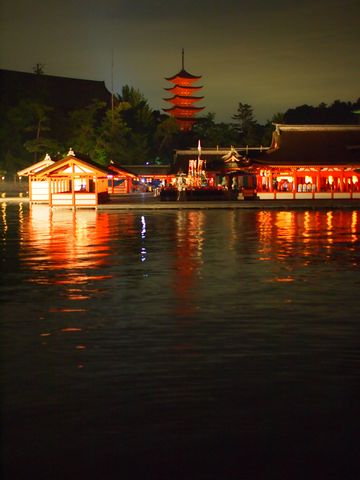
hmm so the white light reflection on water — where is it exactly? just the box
[1,201,8,236]
[1,204,360,480]
[140,215,147,262]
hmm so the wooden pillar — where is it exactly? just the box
[269,170,273,192]
[29,176,33,203]
[340,169,344,192]
[316,169,321,192]
[293,169,297,192]
[71,174,75,207]
[94,176,98,206]
[49,178,52,207]
[256,173,262,192]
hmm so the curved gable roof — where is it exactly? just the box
[165,69,202,82]
[17,156,54,176]
[37,156,109,177]
[259,124,360,166]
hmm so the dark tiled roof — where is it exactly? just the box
[165,69,202,81]
[0,69,112,111]
[255,125,360,166]
[108,161,137,177]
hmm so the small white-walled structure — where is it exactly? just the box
[18,154,111,207]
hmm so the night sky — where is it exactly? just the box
[1,0,359,123]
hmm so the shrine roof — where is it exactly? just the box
[36,155,110,176]
[254,124,360,166]
[17,156,54,176]
[107,161,137,178]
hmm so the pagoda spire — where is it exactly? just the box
[163,51,205,131]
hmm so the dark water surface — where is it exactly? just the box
[1,204,359,479]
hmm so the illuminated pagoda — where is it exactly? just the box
[163,49,204,131]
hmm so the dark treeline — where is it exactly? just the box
[0,69,359,176]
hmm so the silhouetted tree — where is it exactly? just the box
[232,102,261,146]
[23,101,60,161]
[116,85,157,163]
[193,113,238,147]
[68,100,107,159]
[155,116,179,162]
[0,100,32,172]
[283,99,360,124]
[95,102,131,165]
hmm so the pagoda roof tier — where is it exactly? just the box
[163,95,204,105]
[165,69,202,86]
[163,105,205,116]
[175,117,197,122]
[164,85,203,94]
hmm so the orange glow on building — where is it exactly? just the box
[252,125,360,200]
[163,49,204,131]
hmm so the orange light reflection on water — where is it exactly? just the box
[257,210,359,262]
[19,206,114,330]
[173,211,205,317]
[21,206,112,288]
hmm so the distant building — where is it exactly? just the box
[0,69,112,112]
[163,49,204,131]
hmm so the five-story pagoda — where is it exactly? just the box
[163,49,204,131]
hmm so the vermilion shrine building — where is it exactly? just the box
[253,124,360,199]
[174,124,360,200]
